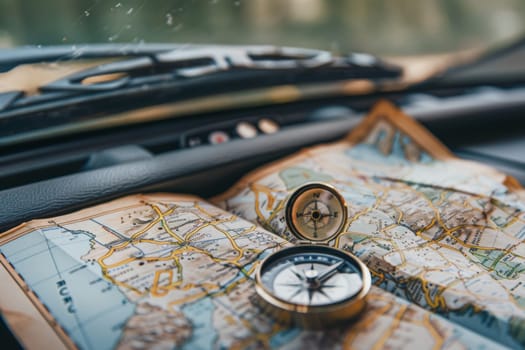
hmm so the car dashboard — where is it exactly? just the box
[1,83,524,232]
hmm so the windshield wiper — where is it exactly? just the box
[40,45,399,92]
[0,45,400,109]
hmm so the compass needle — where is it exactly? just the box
[317,260,344,284]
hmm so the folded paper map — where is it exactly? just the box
[1,101,524,349]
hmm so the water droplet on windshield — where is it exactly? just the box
[166,13,173,26]
[127,8,134,15]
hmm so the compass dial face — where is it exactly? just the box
[286,183,347,241]
[259,246,364,307]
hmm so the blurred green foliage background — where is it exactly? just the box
[0,0,524,55]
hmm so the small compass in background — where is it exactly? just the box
[285,183,348,242]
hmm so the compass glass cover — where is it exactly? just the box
[260,248,364,307]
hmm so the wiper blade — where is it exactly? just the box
[0,43,185,72]
[39,45,400,93]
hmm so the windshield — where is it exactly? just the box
[1,0,524,56]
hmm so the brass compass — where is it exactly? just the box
[285,183,348,241]
[255,245,371,329]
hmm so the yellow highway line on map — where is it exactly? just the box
[151,270,173,297]
[214,226,244,263]
[343,299,393,347]
[151,205,185,244]
[265,199,286,224]
[251,183,279,210]
[371,304,407,350]
[422,313,444,350]
[253,189,267,225]
[419,277,444,310]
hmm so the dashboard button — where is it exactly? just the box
[236,122,258,139]
[258,118,279,134]
[209,131,230,144]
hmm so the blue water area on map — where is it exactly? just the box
[376,278,520,349]
[442,314,508,350]
[269,328,301,348]
[448,307,521,349]
[279,167,333,190]
[341,187,377,207]
[181,297,217,350]
[0,227,135,350]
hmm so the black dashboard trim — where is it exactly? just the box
[1,91,524,232]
